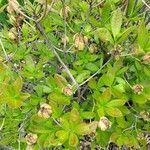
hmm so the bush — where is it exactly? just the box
[0,0,150,149]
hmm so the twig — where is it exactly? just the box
[0,38,9,61]
[35,21,77,86]
[78,57,112,88]
[141,0,150,9]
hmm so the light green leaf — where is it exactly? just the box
[111,8,122,38]
[85,63,99,72]
[69,133,79,147]
[96,28,114,44]
[106,99,125,107]
[117,27,135,43]
[55,130,69,143]
[76,70,91,83]
[106,107,122,117]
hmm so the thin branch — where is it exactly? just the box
[141,0,150,9]
[35,21,77,86]
[78,57,112,88]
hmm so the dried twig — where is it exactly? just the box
[141,0,150,9]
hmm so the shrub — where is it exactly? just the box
[0,0,150,149]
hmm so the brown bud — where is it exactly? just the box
[60,6,71,18]
[61,35,69,44]
[8,27,17,40]
[63,85,73,96]
[25,133,37,145]
[98,116,112,131]
[132,84,144,95]
[89,44,98,53]
[37,103,52,119]
[140,111,150,121]
[142,53,150,64]
[74,33,85,51]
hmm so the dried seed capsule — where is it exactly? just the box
[132,84,144,95]
[142,53,150,64]
[140,111,150,121]
[74,33,85,51]
[25,133,38,145]
[98,116,112,131]
[38,103,52,119]
[63,85,73,96]
[89,44,98,53]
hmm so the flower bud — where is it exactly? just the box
[25,133,37,145]
[74,33,85,51]
[89,44,98,53]
[63,85,73,96]
[140,111,150,121]
[142,53,150,64]
[98,116,112,131]
[61,35,69,44]
[37,103,52,119]
[8,27,17,40]
[132,84,144,95]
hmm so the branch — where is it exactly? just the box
[141,0,150,9]
[35,21,77,86]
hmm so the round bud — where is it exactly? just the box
[132,84,144,95]
[37,103,52,119]
[25,133,37,145]
[98,116,112,131]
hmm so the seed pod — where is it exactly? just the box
[60,6,71,18]
[63,85,73,96]
[142,53,150,64]
[37,103,52,119]
[74,33,85,51]
[98,116,112,131]
[25,133,38,145]
[132,84,144,95]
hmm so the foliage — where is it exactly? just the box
[0,0,150,149]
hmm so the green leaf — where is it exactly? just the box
[132,94,147,104]
[56,130,69,143]
[54,74,68,89]
[70,108,81,123]
[69,133,79,147]
[138,21,149,50]
[85,63,99,72]
[117,27,135,43]
[13,76,23,92]
[97,107,105,117]
[96,28,114,44]
[111,8,122,38]
[48,92,70,105]
[106,99,126,107]
[106,107,122,117]
[76,70,91,83]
